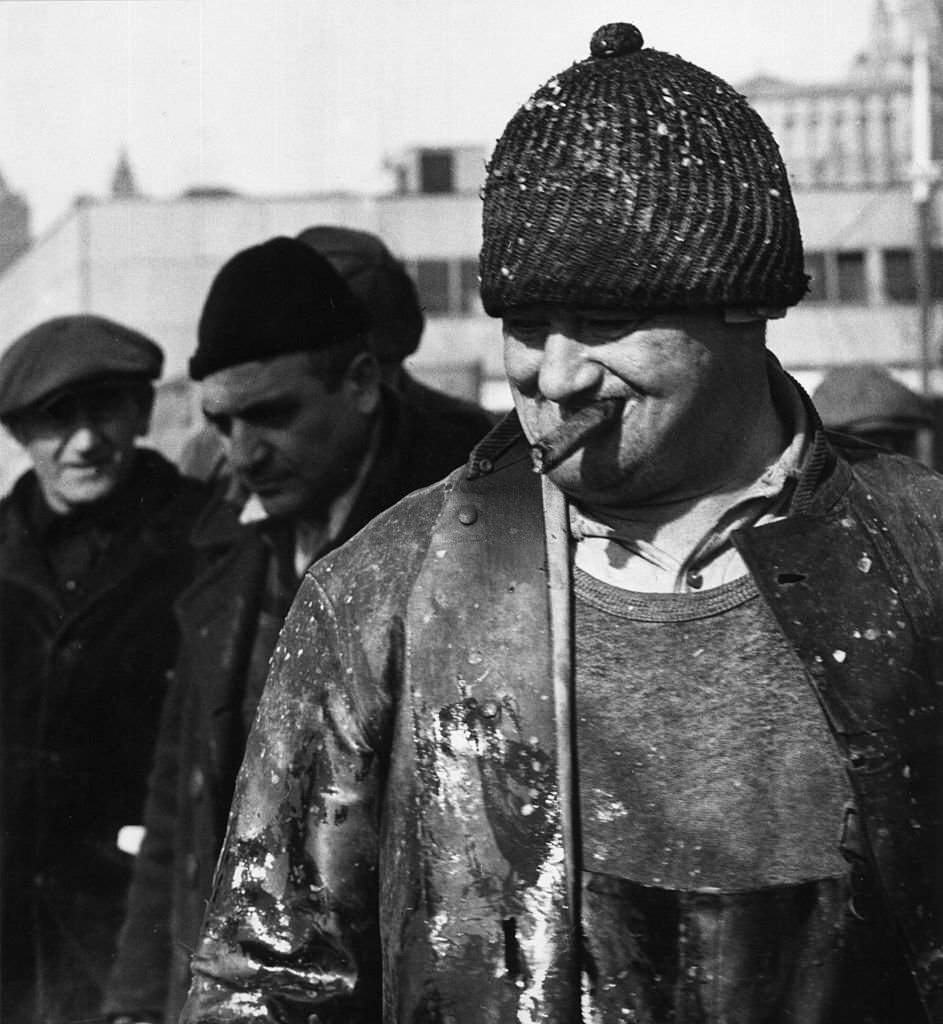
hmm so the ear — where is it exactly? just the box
[343,352,382,416]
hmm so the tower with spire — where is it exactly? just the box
[110,148,140,199]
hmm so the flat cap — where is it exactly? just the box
[812,364,933,432]
[0,314,163,419]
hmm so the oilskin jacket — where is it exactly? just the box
[0,449,207,1024]
[104,389,488,1024]
[182,412,943,1024]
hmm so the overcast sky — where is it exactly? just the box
[0,0,874,234]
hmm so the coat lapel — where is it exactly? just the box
[738,508,943,1013]
[392,451,576,1023]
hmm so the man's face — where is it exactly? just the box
[9,383,150,514]
[200,351,380,522]
[503,306,764,509]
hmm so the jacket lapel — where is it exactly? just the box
[738,507,943,1014]
[393,450,576,1022]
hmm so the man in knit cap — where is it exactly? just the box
[104,237,484,1024]
[181,27,943,1024]
[0,315,206,1024]
[179,225,493,487]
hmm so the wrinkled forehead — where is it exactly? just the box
[200,352,316,415]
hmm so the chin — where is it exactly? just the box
[57,479,120,510]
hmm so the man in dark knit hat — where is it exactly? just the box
[179,224,493,486]
[0,315,207,1024]
[104,236,485,1024]
[182,28,943,1024]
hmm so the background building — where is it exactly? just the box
[0,0,940,491]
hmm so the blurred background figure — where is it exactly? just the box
[179,224,494,486]
[812,363,935,460]
[0,315,206,1024]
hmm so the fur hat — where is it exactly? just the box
[479,23,808,316]
[191,236,368,381]
[297,225,424,361]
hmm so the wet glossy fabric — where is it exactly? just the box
[181,416,943,1023]
[582,872,924,1023]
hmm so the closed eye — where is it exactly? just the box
[503,317,548,344]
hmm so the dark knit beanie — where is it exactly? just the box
[480,23,808,316]
[191,236,368,380]
[297,225,424,361]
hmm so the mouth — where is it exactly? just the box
[63,461,113,475]
[530,398,625,474]
[244,475,289,496]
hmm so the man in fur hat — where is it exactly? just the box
[180,27,943,1024]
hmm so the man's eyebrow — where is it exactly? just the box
[204,395,296,419]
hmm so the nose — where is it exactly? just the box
[537,330,604,402]
[67,419,108,455]
[228,421,268,472]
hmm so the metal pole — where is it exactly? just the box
[911,2,935,395]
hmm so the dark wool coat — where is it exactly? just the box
[104,390,488,1024]
[180,411,943,1024]
[0,449,207,1024]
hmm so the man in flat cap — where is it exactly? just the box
[104,236,486,1024]
[813,363,936,462]
[182,26,943,1024]
[0,315,207,1024]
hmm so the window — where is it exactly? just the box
[419,150,454,194]
[414,260,451,314]
[803,251,828,301]
[836,251,867,302]
[933,250,943,300]
[883,249,916,303]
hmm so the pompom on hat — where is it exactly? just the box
[191,236,368,381]
[479,23,808,316]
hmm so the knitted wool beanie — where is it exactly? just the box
[480,23,808,316]
[191,236,368,381]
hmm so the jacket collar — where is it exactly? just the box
[0,448,199,591]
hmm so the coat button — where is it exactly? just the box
[458,507,478,525]
[478,458,493,474]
